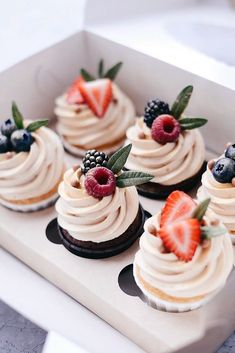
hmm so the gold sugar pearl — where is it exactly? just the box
[201,239,211,249]
[148,224,156,236]
[232,178,235,187]
[138,131,146,139]
[72,164,80,172]
[207,159,215,170]
[211,219,219,226]
[71,174,80,188]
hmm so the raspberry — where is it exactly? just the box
[151,114,181,144]
[84,167,116,199]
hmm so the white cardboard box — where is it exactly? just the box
[1,1,235,353]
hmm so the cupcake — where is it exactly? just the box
[55,60,135,156]
[134,191,233,312]
[0,102,65,212]
[198,142,235,244]
[126,86,207,199]
[55,144,153,258]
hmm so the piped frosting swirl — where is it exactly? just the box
[134,211,233,299]
[0,123,64,202]
[198,160,235,234]
[126,117,205,185]
[55,167,139,242]
[55,83,135,154]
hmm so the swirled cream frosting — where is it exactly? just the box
[55,167,139,242]
[55,83,135,155]
[126,118,205,185]
[134,212,233,300]
[198,160,235,234]
[0,122,64,203]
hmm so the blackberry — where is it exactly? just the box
[81,149,109,174]
[144,99,170,128]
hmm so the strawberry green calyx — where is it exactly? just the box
[192,198,227,240]
[80,59,123,82]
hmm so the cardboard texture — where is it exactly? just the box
[1,4,235,352]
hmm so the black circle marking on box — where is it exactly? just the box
[118,264,142,297]
[45,218,62,244]
[144,210,152,220]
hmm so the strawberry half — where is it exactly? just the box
[67,76,85,104]
[79,78,112,118]
[159,219,201,262]
[160,191,196,227]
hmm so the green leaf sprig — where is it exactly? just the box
[192,198,226,240]
[107,144,153,188]
[170,85,208,130]
[12,101,24,129]
[171,85,193,119]
[80,59,123,82]
[11,102,48,132]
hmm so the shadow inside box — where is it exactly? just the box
[45,209,152,258]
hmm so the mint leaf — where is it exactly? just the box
[104,62,123,81]
[98,59,104,78]
[192,198,210,221]
[107,144,132,174]
[12,101,24,129]
[116,171,153,188]
[180,117,208,130]
[80,68,95,81]
[201,225,226,239]
[171,85,193,119]
[26,120,48,132]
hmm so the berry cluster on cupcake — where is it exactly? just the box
[0,102,65,212]
[55,144,153,259]
[126,86,208,199]
[134,191,233,312]
[55,59,135,156]
[198,142,235,243]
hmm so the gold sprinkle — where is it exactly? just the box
[71,174,80,188]
[148,224,156,235]
[208,160,215,170]
[72,164,80,172]
[201,239,211,249]
[138,131,146,139]
[211,219,219,226]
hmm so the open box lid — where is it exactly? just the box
[2,0,235,90]
[84,0,235,91]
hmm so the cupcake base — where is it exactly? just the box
[57,205,145,259]
[134,161,207,199]
[133,264,218,313]
[0,192,59,213]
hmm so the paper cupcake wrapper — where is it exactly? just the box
[133,264,220,313]
[0,192,59,213]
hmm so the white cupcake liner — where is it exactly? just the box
[133,264,220,313]
[230,232,235,245]
[0,192,59,213]
[60,134,125,157]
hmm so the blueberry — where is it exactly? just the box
[225,144,235,160]
[212,157,235,183]
[0,134,9,153]
[11,129,33,152]
[1,118,16,137]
